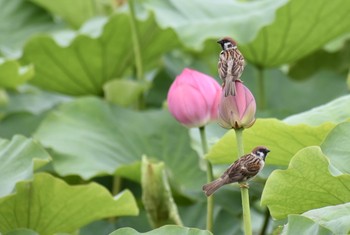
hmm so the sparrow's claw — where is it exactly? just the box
[239,182,249,188]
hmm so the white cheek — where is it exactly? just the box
[257,151,264,158]
[224,42,233,50]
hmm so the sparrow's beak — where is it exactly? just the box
[266,149,271,153]
[217,40,222,44]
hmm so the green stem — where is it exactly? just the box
[235,128,244,157]
[128,0,144,82]
[259,208,270,235]
[241,186,252,235]
[199,126,214,232]
[235,128,252,235]
[257,67,266,111]
[128,0,146,109]
[109,175,122,222]
[112,175,121,196]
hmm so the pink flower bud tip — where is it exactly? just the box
[218,81,256,129]
[167,68,221,128]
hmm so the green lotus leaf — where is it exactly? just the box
[30,0,109,28]
[282,214,332,235]
[301,202,350,235]
[4,229,40,235]
[34,97,206,193]
[240,0,350,67]
[0,135,51,197]
[0,173,138,235]
[261,146,350,219]
[283,202,350,235]
[288,41,350,80]
[284,95,350,126]
[321,122,350,175]
[22,13,179,96]
[142,0,288,50]
[0,59,34,88]
[206,118,334,166]
[0,86,70,116]
[0,0,60,53]
[103,79,147,107]
[109,225,212,235]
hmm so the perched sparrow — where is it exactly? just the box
[202,146,270,196]
[217,37,245,96]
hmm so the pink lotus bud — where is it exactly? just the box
[167,68,221,128]
[218,81,256,129]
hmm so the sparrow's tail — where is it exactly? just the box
[224,81,236,96]
[202,178,225,196]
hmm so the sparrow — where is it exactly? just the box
[217,37,245,96]
[202,146,270,196]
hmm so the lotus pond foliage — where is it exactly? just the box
[0,0,350,235]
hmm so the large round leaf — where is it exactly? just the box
[284,95,350,126]
[144,0,287,50]
[0,135,51,197]
[22,13,179,96]
[301,202,350,235]
[321,122,350,175]
[4,229,40,235]
[109,225,212,235]
[142,0,288,50]
[0,86,70,116]
[0,59,33,88]
[30,0,107,28]
[240,0,350,67]
[0,173,138,235]
[206,118,334,166]
[262,146,350,219]
[282,215,332,235]
[0,0,60,54]
[288,41,350,80]
[34,97,206,193]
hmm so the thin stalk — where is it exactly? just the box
[128,0,146,109]
[259,208,270,235]
[112,175,122,195]
[109,175,122,222]
[240,186,252,235]
[128,0,144,82]
[235,128,244,156]
[235,128,252,235]
[257,67,266,111]
[199,126,214,232]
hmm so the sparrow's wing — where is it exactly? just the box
[222,154,251,182]
[218,51,228,82]
[228,49,245,81]
[241,154,261,176]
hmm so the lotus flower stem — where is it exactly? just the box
[260,208,271,235]
[199,126,214,232]
[128,0,144,82]
[128,0,145,108]
[235,128,252,235]
[257,67,266,111]
[109,175,122,222]
[235,128,244,156]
